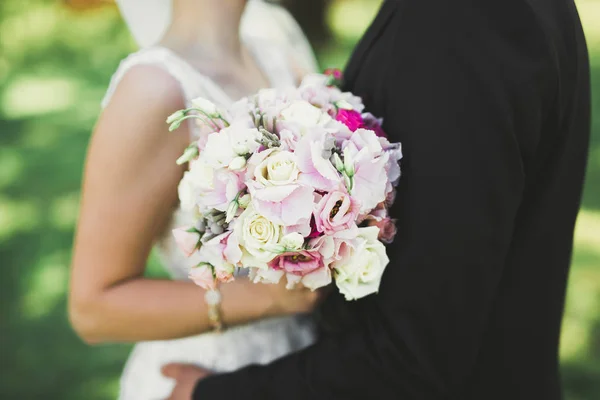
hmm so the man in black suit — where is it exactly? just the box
[165,0,590,398]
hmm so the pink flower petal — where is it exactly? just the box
[172,227,200,257]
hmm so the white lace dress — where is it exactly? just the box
[102,41,316,400]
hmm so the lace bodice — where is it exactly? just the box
[102,40,297,281]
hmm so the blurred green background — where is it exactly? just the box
[0,0,598,398]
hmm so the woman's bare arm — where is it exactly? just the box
[69,65,317,344]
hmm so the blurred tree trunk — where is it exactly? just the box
[279,0,333,48]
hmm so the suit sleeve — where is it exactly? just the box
[193,1,553,398]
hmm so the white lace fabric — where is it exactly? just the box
[102,38,317,400]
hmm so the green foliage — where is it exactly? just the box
[0,0,598,399]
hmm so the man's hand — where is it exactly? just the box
[162,363,212,400]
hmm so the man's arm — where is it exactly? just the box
[193,1,555,398]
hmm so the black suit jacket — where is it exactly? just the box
[194,0,590,398]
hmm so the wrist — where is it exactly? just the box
[257,282,283,319]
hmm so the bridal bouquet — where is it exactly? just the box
[168,71,402,300]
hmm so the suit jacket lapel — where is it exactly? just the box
[344,0,399,88]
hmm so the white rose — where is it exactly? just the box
[332,226,389,300]
[280,100,331,128]
[254,151,300,186]
[234,204,284,267]
[191,97,218,116]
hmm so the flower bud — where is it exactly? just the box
[343,147,355,177]
[195,218,206,233]
[176,144,199,165]
[225,201,239,223]
[238,194,251,208]
[209,222,225,235]
[343,173,353,193]
[166,110,185,124]
[331,152,344,172]
[228,156,247,171]
[169,120,182,132]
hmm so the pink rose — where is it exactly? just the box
[385,189,397,208]
[215,266,235,283]
[360,205,397,244]
[189,264,216,290]
[172,227,201,257]
[314,190,359,238]
[374,217,397,244]
[268,250,323,276]
[336,109,364,132]
[308,235,346,265]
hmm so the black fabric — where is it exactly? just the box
[193,0,590,398]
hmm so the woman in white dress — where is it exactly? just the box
[68,1,320,398]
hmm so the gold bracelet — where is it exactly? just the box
[204,288,224,332]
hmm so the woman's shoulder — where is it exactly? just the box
[101,47,188,109]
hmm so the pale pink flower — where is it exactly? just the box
[308,234,347,266]
[215,266,235,283]
[189,264,216,290]
[248,182,314,227]
[200,169,245,212]
[348,128,384,155]
[295,128,342,192]
[198,233,236,283]
[222,230,242,266]
[172,227,201,257]
[283,216,312,237]
[377,137,403,187]
[314,189,360,238]
[299,265,332,291]
[342,138,389,213]
[375,218,397,244]
[278,129,301,151]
